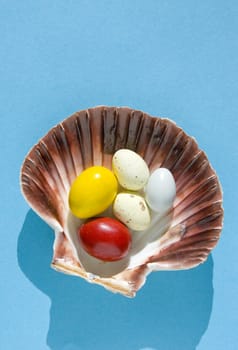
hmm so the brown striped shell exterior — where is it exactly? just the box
[20,106,223,297]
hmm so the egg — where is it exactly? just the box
[69,166,118,218]
[113,193,151,231]
[145,168,176,213]
[79,217,131,262]
[112,149,149,190]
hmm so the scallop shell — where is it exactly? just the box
[20,106,223,297]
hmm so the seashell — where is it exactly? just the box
[20,106,223,297]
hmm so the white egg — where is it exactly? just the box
[112,149,149,190]
[145,168,176,213]
[113,193,151,231]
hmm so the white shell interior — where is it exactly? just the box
[63,203,174,278]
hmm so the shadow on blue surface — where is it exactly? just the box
[18,210,214,350]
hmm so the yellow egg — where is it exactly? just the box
[69,166,118,218]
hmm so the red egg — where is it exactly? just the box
[79,217,131,261]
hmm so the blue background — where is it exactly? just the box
[0,1,237,349]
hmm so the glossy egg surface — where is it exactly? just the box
[145,168,176,213]
[79,217,132,261]
[69,166,118,218]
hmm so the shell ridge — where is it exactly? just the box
[144,119,169,168]
[163,233,219,254]
[176,149,203,184]
[58,122,78,180]
[114,108,130,151]
[174,198,223,224]
[24,148,67,215]
[126,110,144,150]
[51,126,77,186]
[147,242,212,269]
[160,129,185,170]
[23,175,64,228]
[75,111,93,169]
[174,180,222,218]
[172,202,223,231]
[21,158,47,191]
[174,240,218,254]
[182,221,223,237]
[21,171,51,198]
[21,151,67,227]
[88,107,103,166]
[84,109,94,168]
[159,123,183,169]
[39,140,68,195]
[102,107,118,154]
[174,173,219,208]
[170,137,197,180]
[48,129,71,191]
[152,121,174,166]
[176,152,209,193]
[73,114,85,171]
[101,108,105,165]
[101,107,118,168]
[132,111,145,151]
[136,115,157,161]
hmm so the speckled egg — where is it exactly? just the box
[113,192,151,231]
[112,149,149,190]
